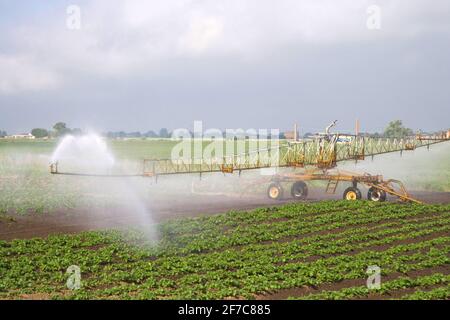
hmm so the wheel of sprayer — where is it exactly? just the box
[267,183,284,200]
[291,181,308,200]
[343,187,362,201]
[367,187,387,202]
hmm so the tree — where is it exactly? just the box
[53,122,71,137]
[383,120,414,138]
[159,128,170,138]
[0,130,7,137]
[145,130,158,138]
[31,128,49,138]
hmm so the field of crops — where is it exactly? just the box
[0,139,275,214]
[1,201,449,300]
[1,139,450,215]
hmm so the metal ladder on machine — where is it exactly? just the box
[326,178,339,194]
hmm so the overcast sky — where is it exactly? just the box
[0,0,449,134]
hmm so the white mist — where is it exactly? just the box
[51,133,158,243]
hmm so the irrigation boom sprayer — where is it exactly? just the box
[50,122,450,204]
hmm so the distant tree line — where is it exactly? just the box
[3,120,430,140]
[354,120,415,138]
[285,120,417,139]
[26,123,173,139]
[28,122,82,138]
[105,128,171,139]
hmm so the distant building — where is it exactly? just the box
[7,133,35,139]
[283,131,296,140]
[284,123,299,141]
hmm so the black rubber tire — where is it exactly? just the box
[343,187,362,201]
[367,187,387,202]
[267,183,283,200]
[291,181,308,200]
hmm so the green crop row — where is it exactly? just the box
[290,273,450,300]
[399,284,450,300]
[0,202,448,299]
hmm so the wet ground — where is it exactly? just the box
[1,189,449,241]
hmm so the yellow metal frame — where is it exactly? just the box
[266,169,423,203]
[49,132,450,204]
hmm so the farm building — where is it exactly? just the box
[7,133,35,139]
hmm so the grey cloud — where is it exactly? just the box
[0,0,449,134]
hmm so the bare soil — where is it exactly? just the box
[0,190,449,241]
